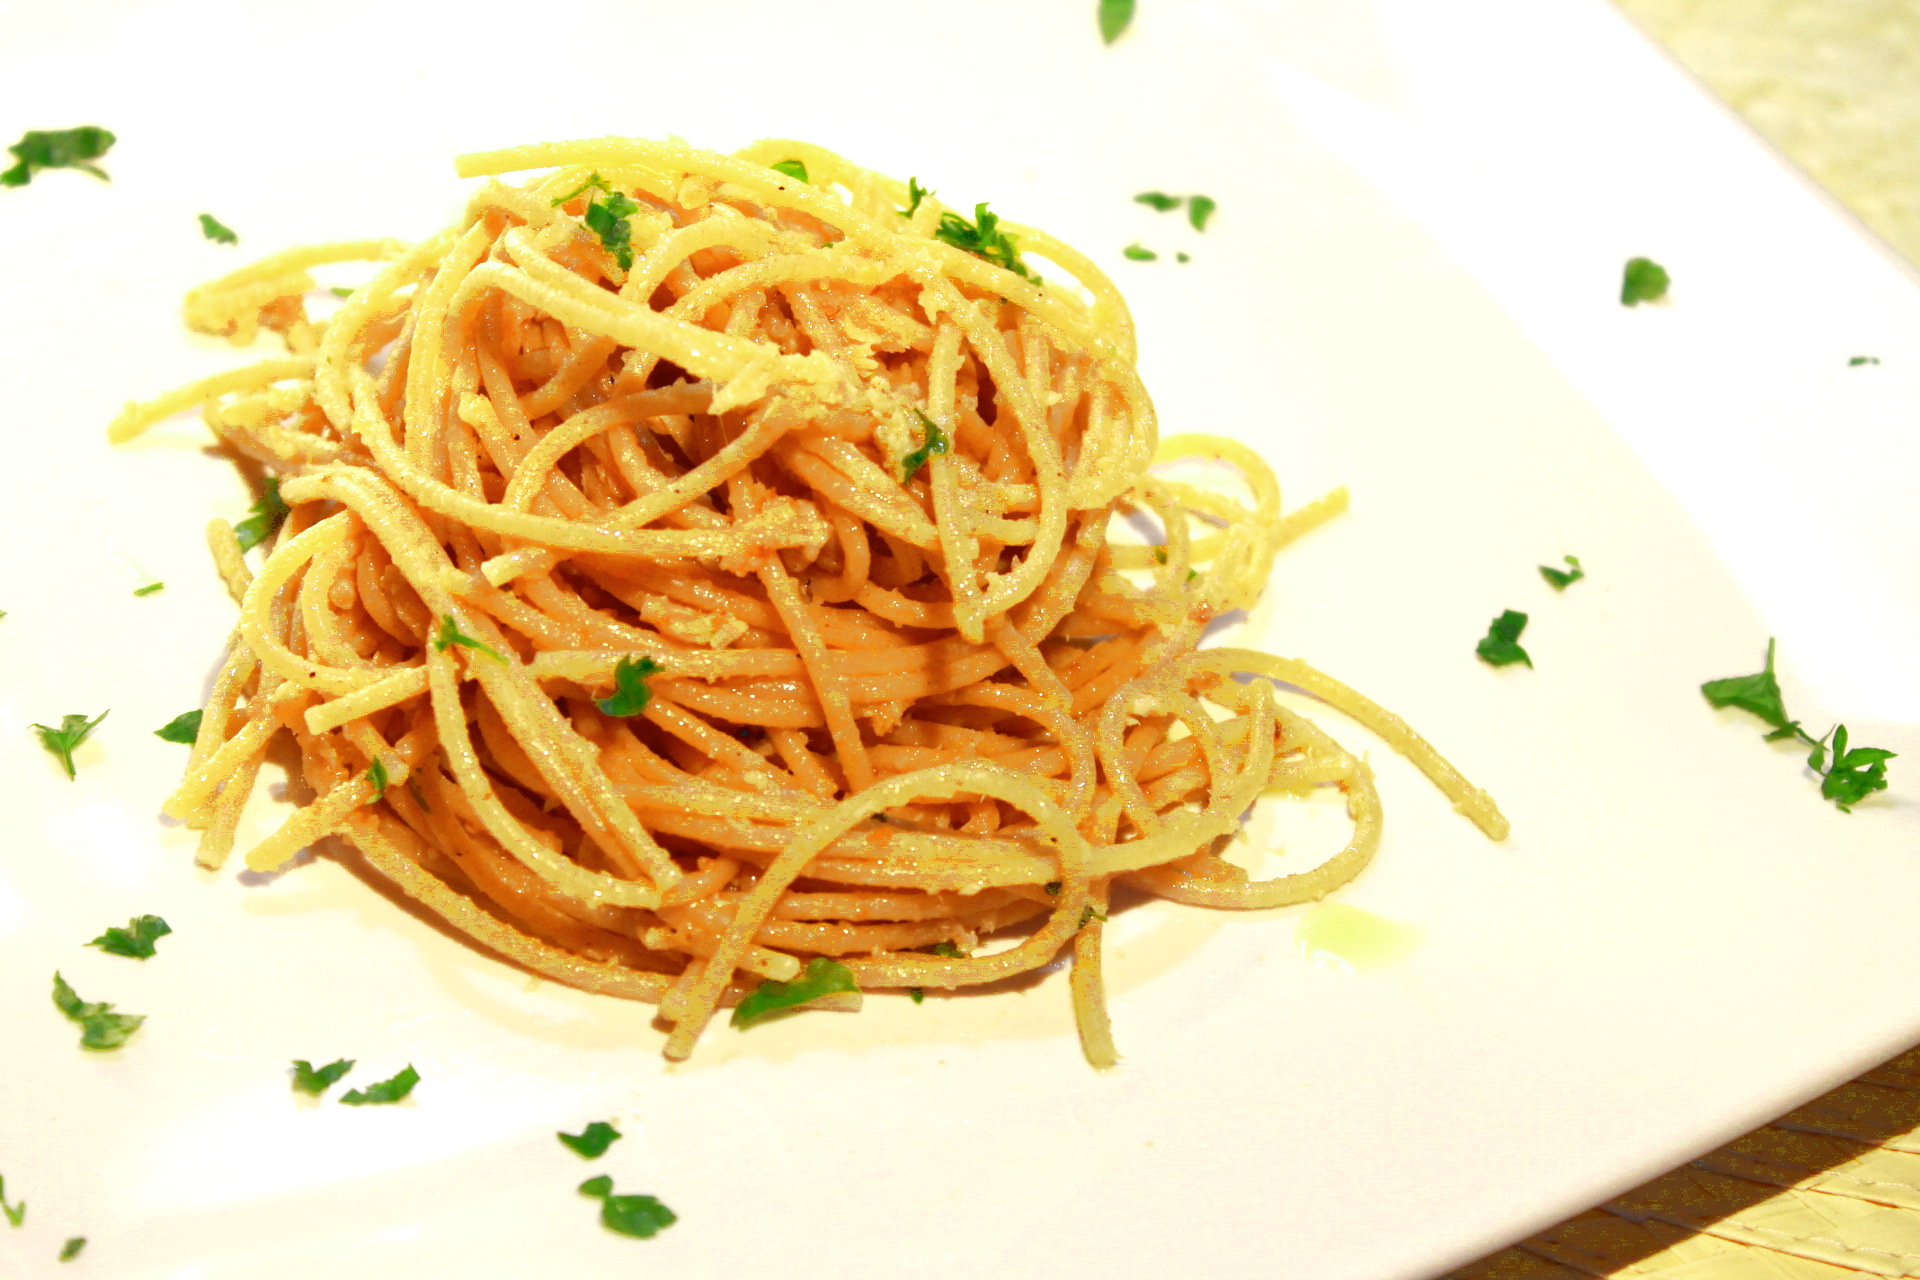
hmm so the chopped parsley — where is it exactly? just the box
[1,126,115,187]
[1539,555,1584,591]
[1078,905,1109,929]
[330,285,357,298]
[900,408,949,482]
[52,973,144,1050]
[1186,195,1217,231]
[549,172,639,271]
[1098,0,1136,44]
[154,709,202,744]
[233,477,288,552]
[1849,355,1880,366]
[366,757,389,800]
[1620,256,1669,306]
[1701,640,1895,812]
[909,987,925,1003]
[291,1058,355,1095]
[935,202,1038,282]
[1,1175,22,1227]
[929,940,968,959]
[1133,191,1181,212]
[769,159,808,183]
[731,957,859,1028]
[88,914,171,959]
[596,655,663,717]
[340,1064,418,1105]
[1123,243,1157,261]
[1475,610,1531,668]
[198,213,238,245]
[899,177,933,218]
[1044,881,1062,894]
[133,581,164,596]
[1176,252,1190,263]
[579,1176,677,1239]
[33,711,108,780]
[433,614,508,664]
[60,1237,85,1262]
[558,1121,622,1158]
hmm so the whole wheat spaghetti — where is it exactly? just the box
[111,136,1506,1065]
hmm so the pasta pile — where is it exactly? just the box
[111,137,1505,1064]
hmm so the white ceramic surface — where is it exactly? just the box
[2,2,1917,1278]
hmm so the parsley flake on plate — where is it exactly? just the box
[1701,640,1896,813]
[1133,191,1180,212]
[909,987,925,1004]
[1,1174,22,1227]
[133,581,164,596]
[1848,355,1880,366]
[60,1237,85,1261]
[291,1058,355,1095]
[433,614,508,664]
[1620,256,1669,306]
[198,213,238,245]
[558,1121,622,1158]
[596,655,663,717]
[340,1064,418,1105]
[233,477,288,552]
[32,711,108,779]
[1123,243,1157,261]
[1475,610,1531,668]
[154,709,202,744]
[935,202,1039,282]
[769,159,808,183]
[1098,0,1135,44]
[1,126,115,187]
[1186,194,1217,231]
[731,957,860,1028]
[901,408,949,482]
[88,914,171,959]
[52,973,144,1050]
[1539,555,1584,590]
[579,1176,677,1239]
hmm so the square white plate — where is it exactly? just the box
[2,1,1917,1277]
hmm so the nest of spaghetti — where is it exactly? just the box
[113,137,1504,1064]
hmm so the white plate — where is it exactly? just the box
[3,2,1918,1277]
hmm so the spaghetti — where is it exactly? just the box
[111,136,1506,1065]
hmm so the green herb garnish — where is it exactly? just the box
[133,581,164,596]
[1702,640,1896,812]
[1,127,115,187]
[1475,610,1531,668]
[154,709,202,744]
[88,914,171,959]
[1176,251,1190,263]
[1621,256,1669,306]
[578,1176,677,1239]
[550,172,640,270]
[731,957,859,1028]
[899,177,932,218]
[596,655,663,717]
[432,614,508,664]
[558,1121,622,1158]
[340,1064,418,1105]
[1098,0,1136,44]
[198,213,238,245]
[366,757,389,800]
[291,1058,355,1095]
[1123,243,1157,261]
[330,286,357,298]
[233,477,288,552]
[1,1175,22,1227]
[900,408,949,482]
[1849,355,1880,366]
[60,1237,85,1261]
[1078,905,1108,929]
[1044,881,1061,894]
[52,973,143,1050]
[909,987,925,1003]
[1539,555,1584,591]
[1186,195,1217,231]
[929,940,968,959]
[32,711,108,779]
[769,159,808,183]
[1133,192,1180,212]
[935,202,1038,282]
